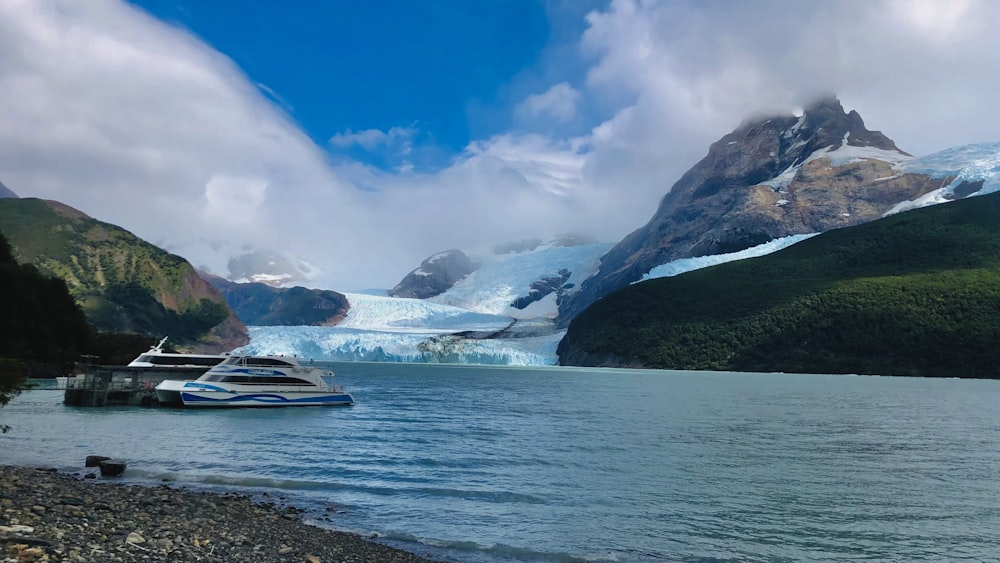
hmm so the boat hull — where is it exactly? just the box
[180,389,355,407]
[154,379,188,406]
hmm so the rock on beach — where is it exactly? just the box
[0,465,439,562]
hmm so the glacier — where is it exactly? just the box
[237,143,1000,366]
[234,291,564,365]
[235,242,612,366]
[429,241,613,318]
[888,142,1000,215]
[337,291,514,332]
[236,325,564,365]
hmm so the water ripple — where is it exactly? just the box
[5,367,1000,562]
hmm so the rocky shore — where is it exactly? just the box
[0,465,439,562]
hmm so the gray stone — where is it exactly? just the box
[85,455,111,468]
[98,460,127,477]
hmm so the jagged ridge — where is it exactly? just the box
[558,96,943,325]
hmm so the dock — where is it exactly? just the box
[60,363,211,407]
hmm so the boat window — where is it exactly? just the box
[220,375,313,385]
[149,355,223,366]
[243,357,296,367]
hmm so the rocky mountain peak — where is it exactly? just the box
[390,249,479,299]
[557,96,941,326]
[702,96,907,194]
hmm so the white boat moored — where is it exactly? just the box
[155,354,354,408]
[128,336,227,368]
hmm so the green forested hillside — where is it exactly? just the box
[0,198,243,350]
[558,191,1000,377]
[0,231,91,371]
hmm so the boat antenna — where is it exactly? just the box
[153,336,169,351]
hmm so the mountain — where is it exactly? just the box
[226,248,317,286]
[0,181,17,199]
[0,198,248,353]
[205,273,350,326]
[390,249,479,299]
[229,241,613,365]
[558,96,950,324]
[557,190,1000,377]
[398,238,611,319]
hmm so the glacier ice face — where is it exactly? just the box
[236,325,563,365]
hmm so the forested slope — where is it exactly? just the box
[558,192,1000,378]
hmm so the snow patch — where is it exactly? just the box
[822,144,912,167]
[639,234,818,282]
[759,164,798,190]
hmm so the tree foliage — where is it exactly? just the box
[0,198,235,348]
[559,191,1000,378]
[89,282,228,343]
[0,229,92,426]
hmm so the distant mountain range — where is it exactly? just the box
[2,94,999,371]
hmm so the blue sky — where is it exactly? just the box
[130,0,593,171]
[2,1,1000,290]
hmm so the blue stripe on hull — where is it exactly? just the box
[181,392,354,407]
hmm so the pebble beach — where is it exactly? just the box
[0,465,439,563]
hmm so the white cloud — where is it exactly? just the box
[2,0,1000,293]
[329,126,416,150]
[201,175,269,229]
[576,0,1000,156]
[515,82,582,122]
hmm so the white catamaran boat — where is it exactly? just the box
[154,354,354,407]
[127,336,227,368]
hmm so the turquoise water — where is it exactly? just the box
[3,364,1000,562]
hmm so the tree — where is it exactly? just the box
[0,229,90,431]
[0,357,27,433]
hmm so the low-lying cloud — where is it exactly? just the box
[1,0,998,290]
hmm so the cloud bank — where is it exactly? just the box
[1,0,999,290]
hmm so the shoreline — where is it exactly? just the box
[0,465,440,562]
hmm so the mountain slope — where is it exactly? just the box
[558,190,1000,377]
[0,198,247,352]
[558,96,945,325]
[0,180,16,199]
[205,274,350,326]
[433,241,611,317]
[390,249,478,299]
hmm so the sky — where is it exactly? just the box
[1,0,999,291]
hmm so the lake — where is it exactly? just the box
[3,363,999,562]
